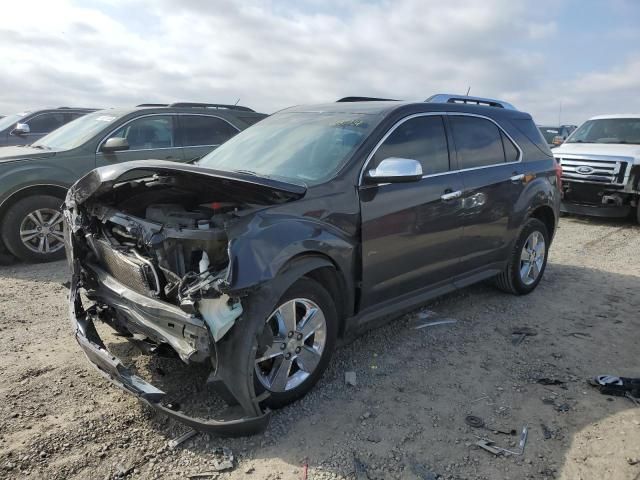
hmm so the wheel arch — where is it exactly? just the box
[277,253,353,338]
[529,204,556,241]
[0,184,68,223]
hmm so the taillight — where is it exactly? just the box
[554,159,562,191]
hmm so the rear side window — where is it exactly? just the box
[27,112,67,134]
[450,116,506,169]
[179,115,239,147]
[371,115,449,175]
[501,132,519,162]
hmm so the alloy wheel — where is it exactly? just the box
[255,298,327,393]
[519,231,546,286]
[19,208,65,254]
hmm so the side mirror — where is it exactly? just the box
[11,123,30,136]
[552,135,564,146]
[364,157,423,184]
[100,137,129,152]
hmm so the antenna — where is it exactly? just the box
[466,86,471,96]
[558,100,562,125]
[234,98,240,106]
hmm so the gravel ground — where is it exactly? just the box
[0,215,639,480]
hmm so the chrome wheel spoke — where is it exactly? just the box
[277,301,298,334]
[299,307,324,341]
[268,356,293,391]
[50,231,65,243]
[520,248,530,261]
[255,340,286,363]
[48,211,62,227]
[297,346,321,373]
[38,236,46,252]
[20,229,39,241]
[27,213,42,227]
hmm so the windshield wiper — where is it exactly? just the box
[30,144,50,150]
[233,169,259,176]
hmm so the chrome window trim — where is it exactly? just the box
[95,113,240,154]
[358,112,523,186]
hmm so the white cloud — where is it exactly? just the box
[0,0,638,126]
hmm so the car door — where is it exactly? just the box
[177,114,240,162]
[95,114,183,167]
[359,114,465,309]
[448,114,524,272]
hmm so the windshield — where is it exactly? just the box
[538,127,560,143]
[567,118,640,144]
[197,112,380,185]
[33,111,123,150]
[0,113,27,132]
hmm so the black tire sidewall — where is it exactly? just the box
[254,277,338,409]
[1,195,66,263]
[510,218,550,294]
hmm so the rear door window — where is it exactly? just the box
[449,116,506,169]
[178,115,239,147]
[27,112,67,134]
[371,115,450,176]
[110,115,175,150]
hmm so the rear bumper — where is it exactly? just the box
[560,201,631,218]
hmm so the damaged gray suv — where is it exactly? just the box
[65,95,560,435]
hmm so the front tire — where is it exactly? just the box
[1,195,66,263]
[495,218,549,295]
[253,277,337,409]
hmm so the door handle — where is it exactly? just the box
[440,190,462,201]
[510,173,525,183]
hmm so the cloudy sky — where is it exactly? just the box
[1,0,639,125]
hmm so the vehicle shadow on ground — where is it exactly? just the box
[561,212,638,228]
[100,261,640,479]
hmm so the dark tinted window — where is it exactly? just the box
[68,112,88,121]
[28,113,67,134]
[179,115,239,147]
[501,131,519,162]
[111,115,174,149]
[371,115,449,175]
[450,116,505,169]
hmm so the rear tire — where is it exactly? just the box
[253,277,337,409]
[495,218,549,295]
[1,195,66,263]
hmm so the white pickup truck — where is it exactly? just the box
[553,114,640,223]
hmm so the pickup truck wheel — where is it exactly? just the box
[495,218,549,295]
[253,277,337,409]
[1,195,66,263]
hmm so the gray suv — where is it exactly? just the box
[0,107,97,146]
[0,103,265,263]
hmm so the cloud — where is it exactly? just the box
[0,0,638,126]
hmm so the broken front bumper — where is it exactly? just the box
[69,280,271,436]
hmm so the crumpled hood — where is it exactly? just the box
[0,145,57,162]
[68,159,307,206]
[553,143,640,165]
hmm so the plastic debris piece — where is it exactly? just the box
[168,429,198,449]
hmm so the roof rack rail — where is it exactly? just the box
[425,94,516,110]
[169,102,255,112]
[136,103,169,107]
[337,96,397,102]
[57,107,98,110]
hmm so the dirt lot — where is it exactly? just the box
[0,215,639,480]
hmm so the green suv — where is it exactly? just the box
[0,103,265,263]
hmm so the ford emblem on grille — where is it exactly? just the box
[576,166,595,174]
